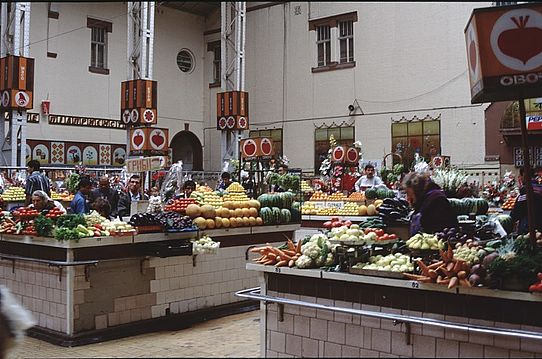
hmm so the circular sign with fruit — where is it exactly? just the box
[122,109,131,124]
[346,147,359,163]
[218,117,227,130]
[238,117,248,129]
[15,91,29,107]
[149,129,166,150]
[130,109,139,123]
[131,129,145,150]
[332,146,345,162]
[466,22,480,82]
[490,9,542,72]
[226,116,236,129]
[260,137,273,156]
[242,139,257,157]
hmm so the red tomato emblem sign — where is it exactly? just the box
[260,138,273,156]
[346,148,359,164]
[332,146,345,162]
[242,139,258,158]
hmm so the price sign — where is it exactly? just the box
[310,201,326,208]
[326,201,344,209]
[126,156,166,172]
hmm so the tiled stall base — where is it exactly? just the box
[263,290,542,358]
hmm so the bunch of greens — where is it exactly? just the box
[280,174,300,192]
[431,168,470,198]
[56,214,87,229]
[54,227,81,241]
[34,215,54,237]
[65,173,81,194]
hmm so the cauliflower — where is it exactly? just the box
[295,255,314,269]
[324,252,335,266]
[302,241,322,260]
[314,255,326,267]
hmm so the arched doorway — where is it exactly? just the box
[170,131,203,171]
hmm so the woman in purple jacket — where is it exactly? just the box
[402,172,458,235]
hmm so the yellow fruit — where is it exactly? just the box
[215,217,223,229]
[248,217,256,226]
[206,219,216,229]
[222,218,230,228]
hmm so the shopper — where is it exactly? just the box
[510,170,542,234]
[89,175,119,218]
[92,197,112,219]
[216,172,232,191]
[70,176,93,214]
[354,164,385,192]
[29,190,66,214]
[401,171,458,235]
[118,175,149,218]
[24,160,51,206]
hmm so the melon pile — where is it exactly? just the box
[185,202,263,230]
[257,192,298,225]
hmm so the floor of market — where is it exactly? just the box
[8,310,260,358]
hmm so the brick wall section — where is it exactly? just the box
[0,261,67,333]
[148,244,264,318]
[264,290,542,358]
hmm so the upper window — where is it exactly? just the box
[87,18,112,75]
[338,20,354,64]
[309,12,357,73]
[316,25,331,67]
[207,41,221,86]
[177,49,194,73]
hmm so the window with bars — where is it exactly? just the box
[87,18,111,74]
[91,26,107,69]
[207,41,221,85]
[248,129,283,157]
[391,120,441,167]
[314,126,355,173]
[338,20,354,63]
[316,25,331,67]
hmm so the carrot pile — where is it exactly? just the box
[249,239,302,267]
[403,241,472,289]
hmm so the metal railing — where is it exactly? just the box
[236,287,542,341]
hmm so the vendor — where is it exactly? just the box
[70,177,93,214]
[510,168,542,234]
[354,164,385,192]
[89,175,119,219]
[216,172,232,191]
[181,180,196,198]
[401,171,457,235]
[29,190,67,214]
[91,197,112,219]
[272,165,288,193]
[118,175,149,218]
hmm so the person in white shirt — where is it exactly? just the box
[354,164,385,192]
[29,190,67,214]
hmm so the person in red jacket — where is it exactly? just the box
[401,172,458,235]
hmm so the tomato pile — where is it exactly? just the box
[12,207,40,220]
[323,216,352,229]
[45,207,64,219]
[364,228,398,242]
[164,198,197,213]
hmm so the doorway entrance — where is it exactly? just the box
[170,131,203,171]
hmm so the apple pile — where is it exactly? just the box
[323,216,352,229]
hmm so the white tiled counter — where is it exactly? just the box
[246,264,542,358]
[0,224,299,345]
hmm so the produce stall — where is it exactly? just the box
[0,178,301,345]
[237,199,542,357]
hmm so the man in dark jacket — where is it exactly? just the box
[117,175,149,218]
[89,175,120,218]
[510,181,542,234]
[402,172,458,235]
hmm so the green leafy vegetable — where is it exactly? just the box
[34,215,54,237]
[56,214,87,229]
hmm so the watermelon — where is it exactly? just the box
[260,207,273,225]
[365,188,377,200]
[280,192,294,209]
[280,209,292,224]
[291,201,301,221]
[475,198,489,215]
[271,207,281,224]
[258,194,270,208]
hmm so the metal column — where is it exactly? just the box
[220,1,246,171]
[0,2,31,168]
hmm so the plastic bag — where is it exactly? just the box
[160,161,183,203]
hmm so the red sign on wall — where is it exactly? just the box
[465,3,542,103]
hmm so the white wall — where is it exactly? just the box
[24,3,206,148]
